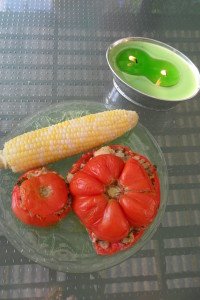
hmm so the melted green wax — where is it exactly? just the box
[116,48,180,87]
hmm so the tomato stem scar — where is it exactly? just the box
[39,186,53,198]
[106,184,122,199]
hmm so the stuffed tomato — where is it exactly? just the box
[12,167,70,226]
[68,145,160,255]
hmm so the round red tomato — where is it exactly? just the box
[12,168,70,226]
[68,145,160,255]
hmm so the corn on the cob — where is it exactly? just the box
[0,109,138,173]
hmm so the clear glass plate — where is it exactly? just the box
[0,101,168,273]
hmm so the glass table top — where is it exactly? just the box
[0,0,200,299]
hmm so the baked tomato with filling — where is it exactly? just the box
[68,145,160,255]
[12,167,70,226]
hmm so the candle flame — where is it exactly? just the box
[156,70,167,86]
[161,69,167,76]
[128,55,137,63]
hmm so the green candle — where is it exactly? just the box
[116,48,180,87]
[107,38,200,101]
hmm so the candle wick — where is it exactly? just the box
[156,78,161,86]
[156,70,167,86]
[128,55,138,63]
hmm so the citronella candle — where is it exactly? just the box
[106,37,200,109]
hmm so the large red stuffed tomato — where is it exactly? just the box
[68,145,160,255]
[12,167,70,227]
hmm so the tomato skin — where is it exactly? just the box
[119,158,153,192]
[91,200,130,243]
[12,168,70,227]
[82,154,125,185]
[69,145,160,255]
[119,192,158,228]
[70,171,104,196]
[72,194,108,229]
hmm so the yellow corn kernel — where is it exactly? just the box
[0,109,138,172]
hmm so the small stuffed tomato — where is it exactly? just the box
[68,145,160,255]
[12,167,70,226]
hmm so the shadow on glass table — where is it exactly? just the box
[104,82,177,136]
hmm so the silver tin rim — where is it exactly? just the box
[113,79,177,111]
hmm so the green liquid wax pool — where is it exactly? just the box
[116,48,180,87]
[108,40,200,101]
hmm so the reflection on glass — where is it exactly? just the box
[0,0,53,12]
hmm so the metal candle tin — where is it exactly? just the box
[106,37,200,110]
